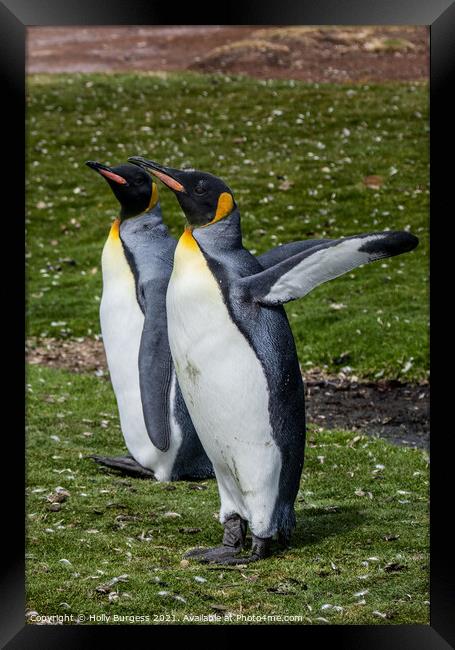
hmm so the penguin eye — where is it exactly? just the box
[194,183,207,196]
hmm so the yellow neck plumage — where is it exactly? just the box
[147,182,159,211]
[179,227,200,251]
[108,217,121,241]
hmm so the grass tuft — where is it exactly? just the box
[26,364,429,624]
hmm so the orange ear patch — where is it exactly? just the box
[210,192,234,225]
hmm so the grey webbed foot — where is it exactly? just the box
[212,534,273,565]
[184,545,241,562]
[184,514,247,563]
[88,454,155,479]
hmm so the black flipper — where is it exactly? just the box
[238,231,418,306]
[257,238,331,268]
[138,315,174,452]
[88,454,155,479]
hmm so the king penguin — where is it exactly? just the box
[129,155,419,564]
[85,161,214,481]
[85,162,329,480]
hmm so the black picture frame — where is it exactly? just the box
[3,0,450,646]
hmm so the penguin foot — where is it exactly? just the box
[209,553,260,565]
[202,534,273,565]
[188,545,271,565]
[184,513,247,563]
[184,545,242,563]
[88,455,155,479]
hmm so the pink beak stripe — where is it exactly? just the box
[99,169,128,185]
[151,168,185,192]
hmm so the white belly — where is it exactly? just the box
[166,232,282,536]
[100,223,181,481]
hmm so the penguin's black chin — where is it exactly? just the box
[174,194,210,227]
[118,195,152,221]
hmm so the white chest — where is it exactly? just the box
[99,223,181,480]
[166,232,281,527]
[100,226,145,415]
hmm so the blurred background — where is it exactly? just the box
[27,25,428,80]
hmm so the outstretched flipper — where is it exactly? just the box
[238,231,418,306]
[138,279,174,453]
[257,238,331,268]
[89,454,155,478]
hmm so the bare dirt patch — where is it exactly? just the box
[26,336,107,375]
[304,370,429,450]
[26,337,429,449]
[27,26,428,82]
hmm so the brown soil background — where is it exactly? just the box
[26,338,429,449]
[26,26,429,449]
[27,26,428,82]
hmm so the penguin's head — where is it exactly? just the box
[128,157,236,227]
[85,161,159,220]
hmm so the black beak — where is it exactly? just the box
[128,157,186,193]
[85,161,128,185]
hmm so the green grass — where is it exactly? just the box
[26,72,428,380]
[26,72,429,625]
[26,364,429,625]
